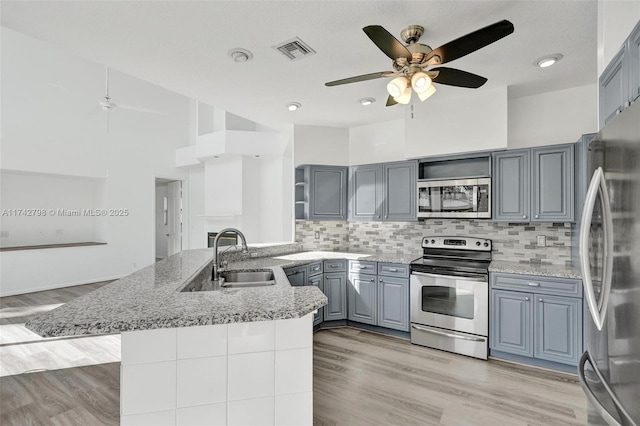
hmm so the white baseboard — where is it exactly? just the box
[0,274,126,297]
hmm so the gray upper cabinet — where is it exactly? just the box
[492,149,530,221]
[383,161,417,221]
[347,273,377,325]
[531,144,574,222]
[493,144,574,222]
[599,20,640,128]
[295,165,347,221]
[490,289,533,357]
[348,164,382,221]
[377,275,409,332]
[348,160,417,222]
[534,294,582,365]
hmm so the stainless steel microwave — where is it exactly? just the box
[417,178,491,219]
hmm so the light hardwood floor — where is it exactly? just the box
[1,283,588,425]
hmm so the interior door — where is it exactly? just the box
[167,180,182,256]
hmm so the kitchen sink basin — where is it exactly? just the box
[220,270,276,287]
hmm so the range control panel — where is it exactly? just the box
[421,236,492,251]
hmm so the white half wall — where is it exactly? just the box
[348,119,405,165]
[404,87,508,158]
[0,28,190,296]
[508,84,598,149]
[293,125,349,167]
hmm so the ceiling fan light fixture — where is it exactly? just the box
[418,84,437,102]
[394,87,412,105]
[286,102,301,111]
[536,54,563,68]
[411,72,432,93]
[387,76,408,98]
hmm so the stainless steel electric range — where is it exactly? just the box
[409,236,492,360]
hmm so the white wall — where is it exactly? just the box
[508,84,598,148]
[597,1,640,76]
[349,119,405,165]
[0,28,191,296]
[293,125,349,166]
[405,87,508,158]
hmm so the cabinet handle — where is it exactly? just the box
[389,268,398,272]
[313,267,320,271]
[535,214,539,219]
[377,215,380,219]
[525,297,530,301]
[527,282,540,287]
[385,214,388,218]
[539,298,543,302]
[371,279,375,282]
[523,215,527,219]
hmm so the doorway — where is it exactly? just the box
[155,178,182,261]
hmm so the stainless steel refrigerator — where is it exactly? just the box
[578,101,640,426]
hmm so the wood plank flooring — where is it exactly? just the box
[1,283,588,425]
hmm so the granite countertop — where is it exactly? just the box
[488,260,582,279]
[25,244,421,338]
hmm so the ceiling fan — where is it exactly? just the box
[98,66,167,131]
[325,20,514,106]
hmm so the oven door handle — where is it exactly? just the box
[411,324,486,342]
[411,271,487,282]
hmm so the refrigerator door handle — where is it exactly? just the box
[579,167,613,331]
[578,352,637,426]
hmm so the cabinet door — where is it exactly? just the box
[382,160,417,221]
[629,21,640,103]
[285,265,308,287]
[490,290,533,357]
[377,276,409,331]
[492,150,530,222]
[534,294,582,365]
[308,275,324,326]
[531,144,574,222]
[347,274,377,325]
[324,273,347,321]
[599,47,629,128]
[349,164,382,221]
[309,166,347,220]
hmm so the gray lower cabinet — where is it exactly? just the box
[308,273,323,326]
[348,160,417,222]
[377,276,409,331]
[347,273,377,325]
[490,272,583,367]
[493,143,574,222]
[284,264,309,287]
[324,272,347,320]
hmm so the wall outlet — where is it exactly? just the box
[56,229,63,235]
[314,231,320,239]
[537,235,546,247]
[0,231,8,238]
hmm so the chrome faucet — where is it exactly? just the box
[212,228,248,281]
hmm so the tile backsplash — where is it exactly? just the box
[295,220,573,267]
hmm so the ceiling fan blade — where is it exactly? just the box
[430,67,488,88]
[363,25,412,60]
[117,103,168,115]
[425,20,514,65]
[325,71,395,87]
[385,95,398,107]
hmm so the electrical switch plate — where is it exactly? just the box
[314,231,320,239]
[537,235,546,247]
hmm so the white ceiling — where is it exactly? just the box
[1,1,597,129]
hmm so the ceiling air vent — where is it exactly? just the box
[273,37,316,61]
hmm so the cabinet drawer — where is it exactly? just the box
[349,260,377,275]
[324,259,346,273]
[377,262,410,278]
[308,261,323,276]
[491,273,582,298]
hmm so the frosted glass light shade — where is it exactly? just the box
[387,77,408,98]
[418,85,437,101]
[394,87,412,104]
[411,72,432,93]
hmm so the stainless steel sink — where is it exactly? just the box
[220,270,276,288]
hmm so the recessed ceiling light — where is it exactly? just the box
[227,48,253,63]
[358,97,376,106]
[535,54,563,68]
[286,102,301,111]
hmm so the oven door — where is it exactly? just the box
[410,271,488,336]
